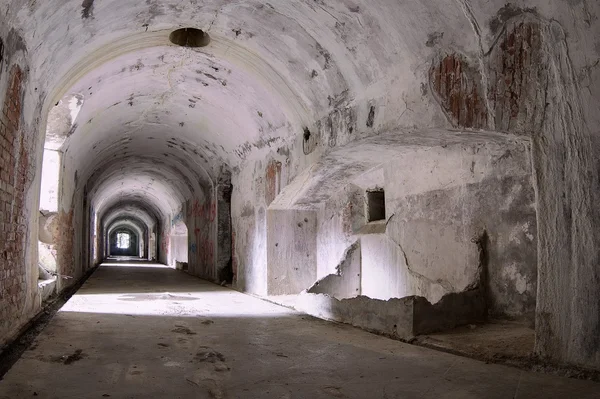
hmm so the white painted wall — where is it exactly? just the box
[39,150,60,212]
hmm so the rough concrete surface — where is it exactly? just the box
[289,133,535,325]
[1,260,599,399]
[297,285,486,341]
[416,321,535,362]
[308,241,361,300]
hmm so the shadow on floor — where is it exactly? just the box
[415,320,534,360]
[2,259,599,399]
[2,310,600,399]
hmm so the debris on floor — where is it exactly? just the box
[171,326,197,335]
[54,349,85,365]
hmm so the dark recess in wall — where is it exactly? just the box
[303,127,311,141]
[303,127,317,155]
[0,38,4,74]
[367,189,385,222]
[218,259,234,284]
[366,105,375,127]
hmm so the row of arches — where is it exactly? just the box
[0,0,597,371]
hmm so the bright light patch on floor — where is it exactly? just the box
[59,260,293,318]
[100,262,172,268]
[59,291,292,318]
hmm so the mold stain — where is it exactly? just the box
[426,32,444,47]
[488,4,537,35]
[315,42,332,70]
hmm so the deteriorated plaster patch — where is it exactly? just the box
[429,13,546,134]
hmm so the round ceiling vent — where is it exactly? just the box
[169,28,211,48]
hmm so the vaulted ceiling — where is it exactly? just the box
[3,0,595,226]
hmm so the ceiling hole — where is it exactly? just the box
[169,28,211,48]
[303,127,311,141]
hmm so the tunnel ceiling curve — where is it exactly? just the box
[107,220,144,241]
[102,203,159,233]
[88,156,202,222]
[17,0,519,224]
[106,214,148,236]
[22,0,464,211]
[10,0,589,254]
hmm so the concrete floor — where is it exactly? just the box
[0,260,598,399]
[416,321,535,361]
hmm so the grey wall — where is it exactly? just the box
[267,209,318,295]
[308,241,362,300]
[304,139,537,322]
[316,185,366,280]
[384,175,537,320]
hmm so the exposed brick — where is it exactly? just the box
[487,20,543,134]
[429,53,488,130]
[429,18,543,134]
[265,159,282,206]
[0,64,31,345]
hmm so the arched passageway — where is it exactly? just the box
[108,227,140,257]
[0,1,599,394]
[169,218,189,269]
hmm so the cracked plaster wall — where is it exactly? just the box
[309,140,536,321]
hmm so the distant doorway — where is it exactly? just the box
[109,228,139,257]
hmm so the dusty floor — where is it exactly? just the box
[0,260,598,399]
[415,321,535,361]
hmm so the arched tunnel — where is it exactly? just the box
[0,1,600,396]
